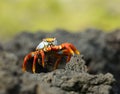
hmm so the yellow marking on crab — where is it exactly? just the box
[43,38,56,42]
[75,50,80,55]
[69,49,74,55]
[32,67,35,73]
[22,67,26,72]
[59,45,62,49]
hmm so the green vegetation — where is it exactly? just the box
[0,0,120,41]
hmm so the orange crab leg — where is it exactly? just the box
[53,56,61,70]
[60,44,75,55]
[39,50,45,68]
[68,43,80,55]
[64,43,79,55]
[66,46,74,55]
[32,54,38,73]
[50,43,80,55]
[58,49,72,62]
[66,55,72,62]
[22,52,34,72]
[50,46,61,51]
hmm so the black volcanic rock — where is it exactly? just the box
[35,55,115,94]
[0,50,116,94]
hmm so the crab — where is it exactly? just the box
[22,38,80,73]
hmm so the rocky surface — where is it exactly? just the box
[0,51,116,94]
[0,29,120,94]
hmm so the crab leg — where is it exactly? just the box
[39,50,45,68]
[53,56,61,70]
[64,46,74,55]
[58,49,72,62]
[68,43,80,55]
[32,54,38,73]
[22,52,34,72]
[66,55,72,62]
[64,43,80,55]
[58,43,75,55]
[50,43,80,55]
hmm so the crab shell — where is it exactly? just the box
[36,38,57,50]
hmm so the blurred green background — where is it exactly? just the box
[0,0,120,41]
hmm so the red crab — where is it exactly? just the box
[22,38,80,73]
